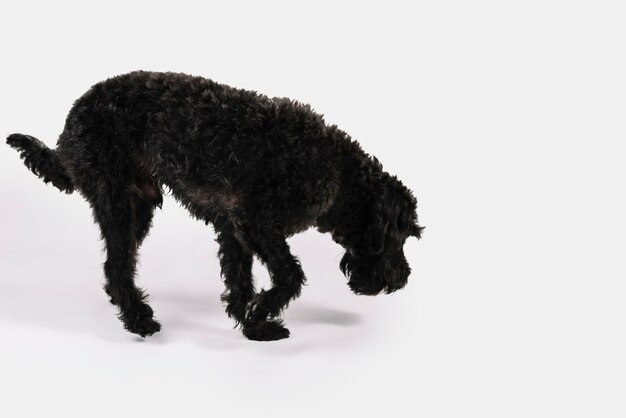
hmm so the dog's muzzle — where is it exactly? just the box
[340,250,410,295]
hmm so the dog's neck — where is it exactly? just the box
[315,127,386,251]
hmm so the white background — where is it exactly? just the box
[0,1,624,417]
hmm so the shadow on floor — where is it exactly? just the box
[0,278,368,352]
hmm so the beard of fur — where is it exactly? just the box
[340,252,410,296]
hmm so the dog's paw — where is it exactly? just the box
[122,305,161,338]
[243,319,290,341]
[129,316,161,338]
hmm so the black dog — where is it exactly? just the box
[7,71,423,341]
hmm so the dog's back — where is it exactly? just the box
[49,71,340,233]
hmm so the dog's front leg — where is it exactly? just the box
[242,232,305,341]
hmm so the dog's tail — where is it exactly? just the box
[6,134,74,193]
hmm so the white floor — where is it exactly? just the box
[1,1,625,417]
[1,168,624,417]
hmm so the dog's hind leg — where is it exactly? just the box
[91,184,161,338]
[216,222,255,325]
[98,178,159,308]
[242,231,305,341]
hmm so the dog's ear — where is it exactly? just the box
[364,177,423,253]
[363,198,387,255]
[364,184,403,255]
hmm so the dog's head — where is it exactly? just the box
[340,175,423,295]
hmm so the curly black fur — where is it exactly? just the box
[7,71,423,341]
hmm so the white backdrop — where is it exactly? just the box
[0,1,624,417]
